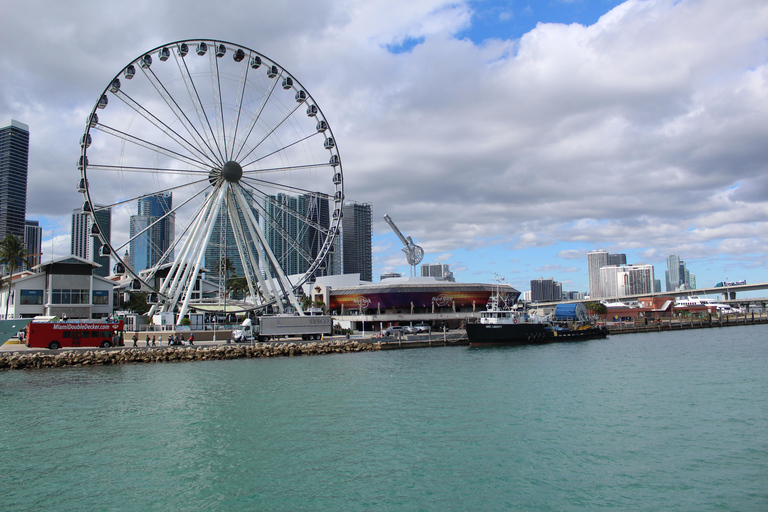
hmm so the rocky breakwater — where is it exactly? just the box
[0,340,380,371]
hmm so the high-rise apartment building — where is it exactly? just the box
[263,193,332,279]
[587,250,608,298]
[600,264,655,298]
[341,202,372,282]
[421,263,455,282]
[588,250,635,298]
[72,207,112,277]
[129,193,174,272]
[0,120,29,240]
[531,277,562,302]
[665,255,695,291]
[205,191,258,278]
[71,209,90,260]
[607,253,627,266]
[24,220,42,268]
[91,208,111,277]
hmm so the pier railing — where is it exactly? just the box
[606,312,768,334]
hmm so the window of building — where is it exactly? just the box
[51,289,90,304]
[93,290,109,305]
[20,289,44,305]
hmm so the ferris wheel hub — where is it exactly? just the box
[222,160,243,182]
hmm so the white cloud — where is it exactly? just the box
[2,0,768,288]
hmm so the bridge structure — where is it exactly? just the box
[533,282,768,309]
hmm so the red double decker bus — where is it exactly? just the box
[26,320,125,350]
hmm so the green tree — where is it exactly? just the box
[226,276,249,300]
[216,257,236,278]
[126,291,150,315]
[0,234,30,319]
[585,301,607,315]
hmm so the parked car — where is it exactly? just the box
[381,326,406,337]
[413,324,431,333]
[402,326,417,334]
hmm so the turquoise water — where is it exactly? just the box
[1,327,767,511]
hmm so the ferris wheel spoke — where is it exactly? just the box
[111,89,220,166]
[173,46,227,164]
[225,195,264,302]
[244,185,332,239]
[241,131,321,168]
[93,177,210,212]
[94,124,212,170]
[241,175,334,200]
[236,101,303,165]
[142,198,211,283]
[230,188,281,306]
[141,64,225,166]
[86,164,210,175]
[241,162,335,176]
[228,52,251,162]
[153,192,217,305]
[110,184,211,256]
[262,209,317,268]
[210,48,229,161]
[232,69,281,163]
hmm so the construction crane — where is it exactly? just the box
[383,214,424,277]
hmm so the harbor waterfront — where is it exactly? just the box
[1,325,767,511]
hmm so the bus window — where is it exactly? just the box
[63,331,72,338]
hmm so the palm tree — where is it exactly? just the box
[226,277,249,300]
[215,257,236,278]
[0,234,30,319]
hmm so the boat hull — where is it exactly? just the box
[467,322,608,347]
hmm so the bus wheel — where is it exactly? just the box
[101,340,112,348]
[48,341,61,350]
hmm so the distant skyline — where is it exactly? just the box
[3,0,768,296]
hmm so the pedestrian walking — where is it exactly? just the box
[188,333,194,345]
[146,334,150,347]
[132,332,138,347]
[151,335,156,347]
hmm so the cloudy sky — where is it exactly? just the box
[2,0,768,295]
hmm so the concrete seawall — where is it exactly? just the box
[0,340,380,371]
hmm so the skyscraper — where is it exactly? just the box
[264,193,331,278]
[71,209,90,260]
[205,191,258,278]
[665,254,681,292]
[600,264,655,297]
[421,263,455,281]
[129,193,174,272]
[587,250,608,298]
[607,253,627,266]
[530,277,562,302]
[24,220,42,268]
[91,207,111,277]
[341,202,372,282]
[0,120,29,240]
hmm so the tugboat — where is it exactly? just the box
[466,286,608,347]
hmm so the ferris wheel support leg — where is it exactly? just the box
[226,193,264,303]
[156,194,214,313]
[231,187,280,306]
[232,185,303,313]
[177,186,226,321]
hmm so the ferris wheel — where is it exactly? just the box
[78,39,344,320]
